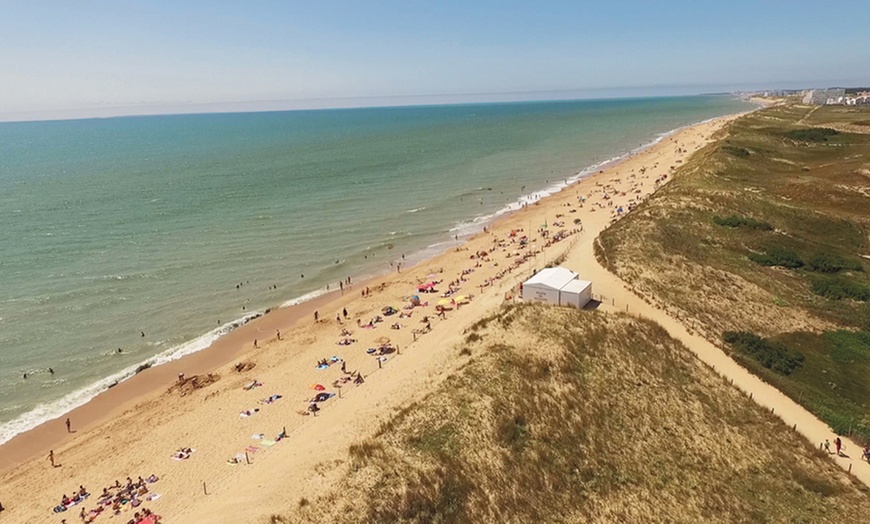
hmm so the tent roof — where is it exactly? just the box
[523,267,578,290]
[560,279,592,294]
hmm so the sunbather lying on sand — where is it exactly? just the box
[171,447,193,460]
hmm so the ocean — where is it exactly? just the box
[0,95,752,444]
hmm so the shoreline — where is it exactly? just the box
[0,111,747,523]
[0,111,736,459]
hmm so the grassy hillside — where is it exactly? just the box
[596,104,870,440]
[277,305,870,523]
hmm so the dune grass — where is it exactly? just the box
[596,103,870,441]
[284,305,870,523]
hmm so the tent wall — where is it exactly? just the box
[523,284,560,305]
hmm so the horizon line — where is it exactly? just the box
[0,87,744,124]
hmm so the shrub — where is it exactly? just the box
[723,331,805,375]
[785,128,839,142]
[721,145,751,158]
[805,252,862,273]
[748,247,803,269]
[811,277,870,301]
[713,214,773,230]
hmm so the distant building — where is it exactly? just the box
[802,88,846,105]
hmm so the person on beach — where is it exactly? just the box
[835,437,842,456]
[824,439,831,453]
[49,367,54,375]
[48,449,56,467]
[253,339,258,348]
[65,417,71,433]
[276,329,281,340]
[343,307,348,319]
[178,373,185,383]
[314,310,319,322]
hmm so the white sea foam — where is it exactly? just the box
[0,311,264,446]
[405,207,426,213]
[444,121,695,238]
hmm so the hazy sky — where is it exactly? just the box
[2,1,869,120]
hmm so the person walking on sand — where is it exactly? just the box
[276,329,281,340]
[253,339,258,348]
[824,439,831,454]
[835,437,842,456]
[48,449,56,467]
[314,310,319,322]
[65,417,71,433]
[343,307,348,319]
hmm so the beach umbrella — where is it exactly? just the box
[374,336,390,345]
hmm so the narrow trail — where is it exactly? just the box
[561,221,870,488]
[797,105,821,126]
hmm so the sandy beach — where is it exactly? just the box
[0,112,808,523]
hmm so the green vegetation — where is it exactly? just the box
[721,144,750,158]
[287,306,870,523]
[748,247,804,269]
[806,252,863,273]
[712,214,773,230]
[723,331,804,375]
[596,103,870,443]
[811,277,870,301]
[784,128,839,141]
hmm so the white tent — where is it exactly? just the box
[522,267,592,307]
[558,279,593,308]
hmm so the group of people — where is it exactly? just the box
[53,475,160,522]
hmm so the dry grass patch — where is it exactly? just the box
[279,304,870,523]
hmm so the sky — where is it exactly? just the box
[2,0,869,121]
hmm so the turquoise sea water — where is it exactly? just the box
[0,96,752,443]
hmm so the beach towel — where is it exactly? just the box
[261,439,277,447]
[146,493,161,502]
[245,445,260,453]
[251,433,265,440]
[316,364,329,369]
